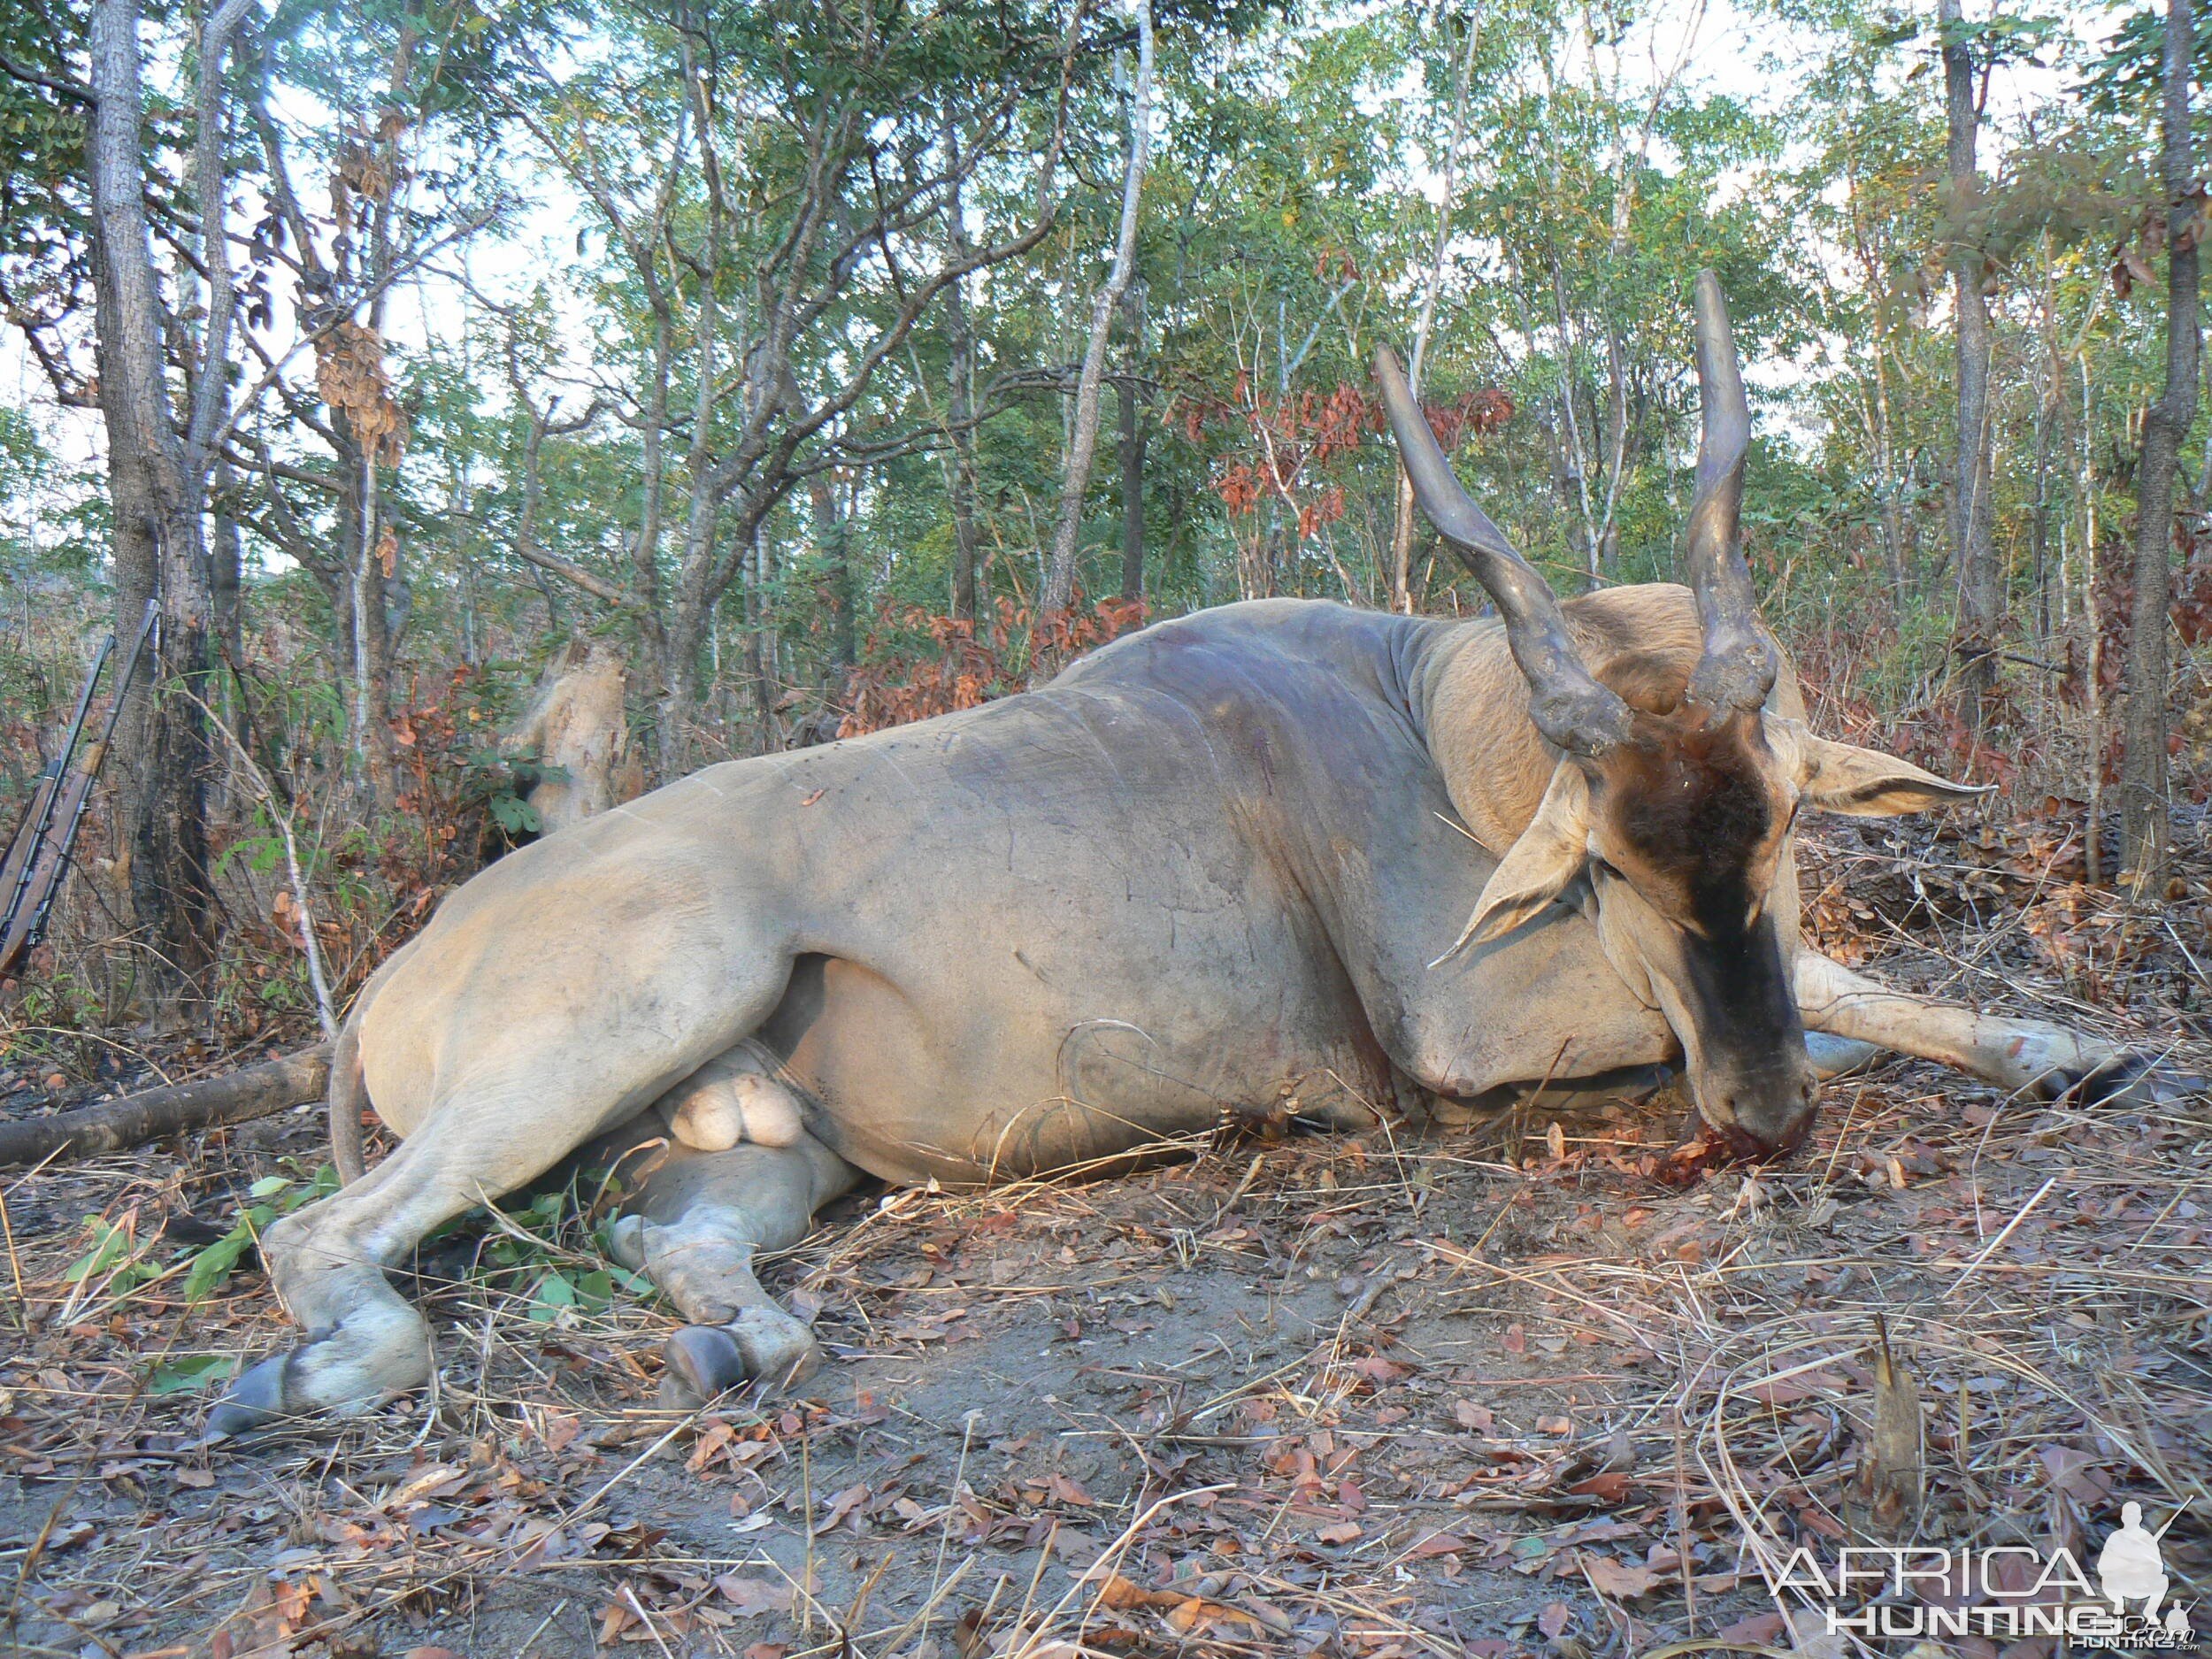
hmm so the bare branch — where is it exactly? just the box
[512,544,643,611]
[0,49,90,104]
[183,0,260,481]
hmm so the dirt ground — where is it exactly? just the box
[2,820,2208,1659]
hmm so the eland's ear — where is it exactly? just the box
[1792,731,1993,817]
[1432,759,1591,965]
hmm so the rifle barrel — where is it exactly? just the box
[0,631,116,939]
[0,602,161,976]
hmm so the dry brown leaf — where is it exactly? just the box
[1404,1530,1471,1557]
[1566,1471,1631,1502]
[1581,1552,1663,1600]
[1100,1574,1273,1637]
[1453,1398,1494,1432]
[1714,1610,1787,1646]
[598,1601,634,1644]
[314,322,408,465]
[819,1481,870,1530]
[715,1575,794,1616]
[1163,1596,1271,1636]
[1096,1574,1181,1610]
[2038,1444,2109,1502]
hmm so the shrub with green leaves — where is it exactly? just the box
[481,1182,655,1325]
[179,1166,341,1302]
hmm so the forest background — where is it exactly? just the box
[1,0,2207,1048]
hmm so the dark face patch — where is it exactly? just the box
[1668,903,1812,1153]
[1589,710,1813,1154]
[1597,710,1782,938]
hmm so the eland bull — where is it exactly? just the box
[210,274,2178,1436]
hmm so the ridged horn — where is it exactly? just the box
[1374,345,1632,757]
[1681,270,1779,714]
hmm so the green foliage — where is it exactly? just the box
[59,1162,657,1348]
[147,1353,242,1396]
[481,1182,655,1325]
[487,789,542,838]
[178,1165,342,1303]
[62,1216,163,1294]
[2081,4,2212,119]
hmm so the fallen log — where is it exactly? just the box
[0,1043,332,1168]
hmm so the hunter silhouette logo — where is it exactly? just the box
[2100,1502,2169,1619]
[2098,1502,2193,1647]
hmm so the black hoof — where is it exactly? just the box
[2066,1054,2142,1106]
[2047,1051,2198,1109]
[661,1325,748,1409]
[204,1354,289,1441]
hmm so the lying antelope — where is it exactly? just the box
[209,273,2178,1436]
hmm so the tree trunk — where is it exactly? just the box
[948,287,982,622]
[211,458,242,664]
[208,460,243,809]
[2027,383,2055,645]
[2082,362,2106,886]
[88,0,217,995]
[662,65,733,764]
[2120,0,2200,887]
[141,546,218,991]
[1597,317,1630,576]
[1859,229,1910,604]
[1040,0,1154,624]
[1548,258,1602,586]
[812,476,856,672]
[350,25,414,813]
[350,455,398,808]
[312,436,392,804]
[1941,0,2000,733]
[662,499,721,765]
[944,158,983,624]
[0,1044,333,1168]
[744,527,776,749]
[1118,286,1147,603]
[633,307,673,699]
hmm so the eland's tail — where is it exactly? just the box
[328,1015,368,1185]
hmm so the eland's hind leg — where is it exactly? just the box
[210,895,801,1438]
[207,1102,552,1437]
[605,1133,858,1406]
[1794,952,2193,1104]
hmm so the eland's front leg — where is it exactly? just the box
[1793,951,2193,1104]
